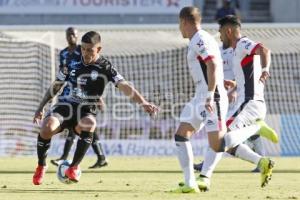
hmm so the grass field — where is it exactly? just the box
[0,156,299,200]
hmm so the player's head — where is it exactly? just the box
[81,31,102,64]
[218,15,241,47]
[179,6,201,38]
[65,27,78,46]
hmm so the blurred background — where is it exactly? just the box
[0,0,299,158]
[0,0,300,24]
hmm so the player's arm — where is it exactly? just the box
[192,39,217,113]
[33,52,67,124]
[33,81,64,124]
[97,96,105,112]
[253,45,271,83]
[117,81,158,115]
[205,59,217,113]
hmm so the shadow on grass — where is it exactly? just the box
[0,188,133,193]
[0,170,299,174]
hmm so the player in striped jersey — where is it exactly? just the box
[172,7,278,193]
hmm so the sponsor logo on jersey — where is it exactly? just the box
[91,70,98,81]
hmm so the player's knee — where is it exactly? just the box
[78,116,97,132]
[210,139,226,153]
[40,117,60,138]
[210,144,221,152]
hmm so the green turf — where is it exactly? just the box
[0,156,299,200]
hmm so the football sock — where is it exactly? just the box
[234,143,261,165]
[91,132,106,161]
[200,147,223,178]
[60,129,76,160]
[175,134,197,187]
[70,131,93,167]
[37,135,51,166]
[248,135,265,156]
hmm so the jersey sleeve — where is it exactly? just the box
[56,60,68,82]
[237,38,261,56]
[105,63,124,86]
[191,38,215,62]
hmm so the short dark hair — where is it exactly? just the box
[81,31,101,44]
[218,15,241,28]
[179,6,201,24]
[66,27,77,33]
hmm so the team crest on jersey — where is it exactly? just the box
[91,70,98,80]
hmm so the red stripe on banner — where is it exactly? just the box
[241,55,254,67]
[250,43,262,55]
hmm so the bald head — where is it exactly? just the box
[65,27,78,46]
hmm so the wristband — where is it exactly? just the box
[207,91,214,99]
[262,67,270,73]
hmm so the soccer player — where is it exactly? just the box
[172,7,278,193]
[32,31,158,185]
[45,27,108,169]
[194,44,265,173]
[194,15,279,191]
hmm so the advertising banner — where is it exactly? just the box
[0,0,193,14]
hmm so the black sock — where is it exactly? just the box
[91,132,106,161]
[60,130,76,160]
[70,131,93,167]
[37,135,51,166]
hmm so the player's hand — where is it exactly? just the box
[228,90,237,104]
[141,102,159,116]
[97,98,105,112]
[224,80,236,90]
[33,110,44,125]
[259,71,270,84]
[205,97,214,113]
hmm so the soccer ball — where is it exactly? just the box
[57,160,81,184]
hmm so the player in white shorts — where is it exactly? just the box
[172,7,278,193]
[194,45,265,173]
[194,15,279,192]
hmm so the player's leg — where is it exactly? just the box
[89,131,108,169]
[33,115,62,185]
[172,122,199,193]
[171,99,203,193]
[226,100,275,187]
[50,129,76,166]
[246,135,265,172]
[65,111,96,182]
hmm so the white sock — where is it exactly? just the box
[251,137,265,156]
[200,147,223,178]
[175,141,197,187]
[224,124,260,149]
[235,143,262,165]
